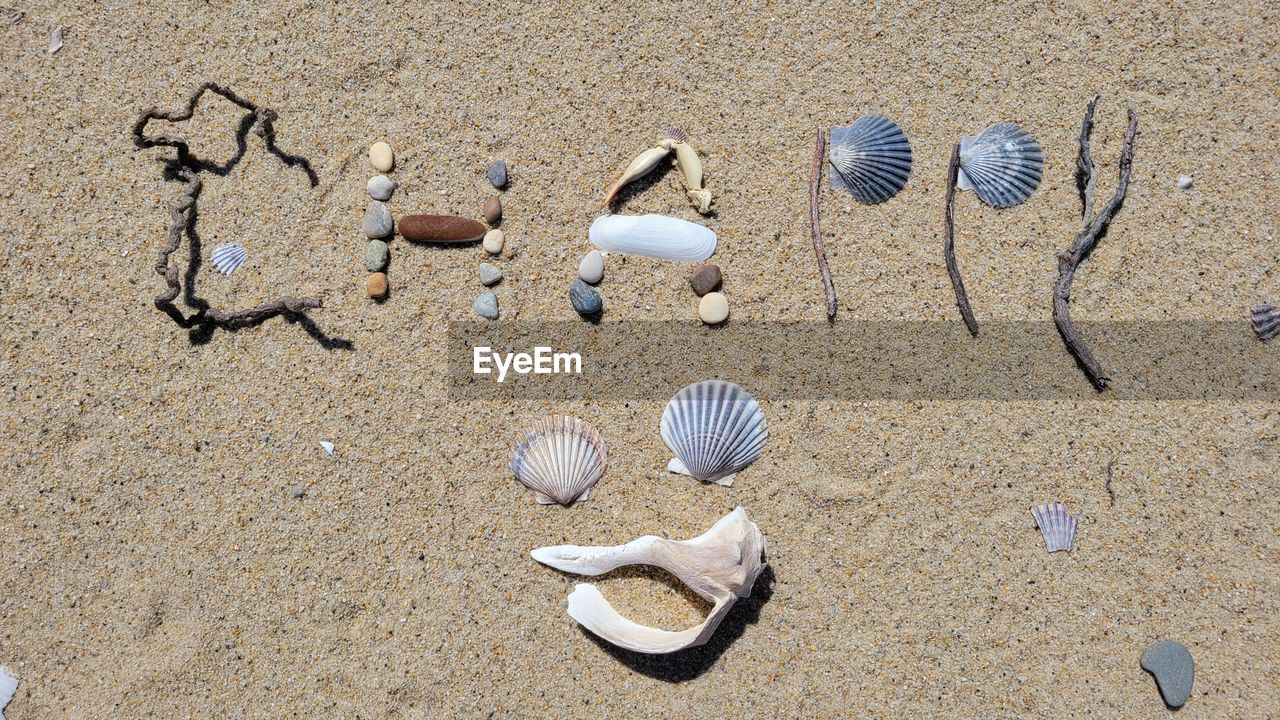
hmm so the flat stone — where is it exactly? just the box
[1140,640,1194,709]
[690,264,722,296]
[569,280,602,316]
[399,215,487,243]
[369,142,394,172]
[483,196,502,224]
[366,272,388,299]
[367,175,396,200]
[483,229,505,254]
[699,291,729,324]
[487,160,508,189]
[578,250,604,284]
[478,263,503,286]
[362,201,393,238]
[474,290,499,320]
[365,239,389,271]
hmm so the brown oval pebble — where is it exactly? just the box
[483,196,502,224]
[690,264,722,296]
[399,215,487,243]
[366,272,388,298]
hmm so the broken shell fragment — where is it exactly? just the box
[1032,502,1077,552]
[510,416,607,506]
[531,506,767,654]
[604,145,672,206]
[958,123,1043,208]
[661,380,768,486]
[399,215,487,244]
[589,214,716,262]
[1251,304,1280,341]
[0,666,17,720]
[828,114,913,204]
[672,134,712,214]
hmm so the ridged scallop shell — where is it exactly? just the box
[589,214,716,262]
[210,243,246,275]
[510,416,607,505]
[827,114,913,204]
[660,380,768,486]
[1032,503,1077,552]
[1251,304,1280,341]
[958,123,1043,208]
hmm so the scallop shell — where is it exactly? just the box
[660,380,768,486]
[210,242,246,275]
[1032,503,1076,552]
[589,214,716,262]
[510,416,607,505]
[827,114,913,204]
[1251,304,1280,341]
[958,123,1043,208]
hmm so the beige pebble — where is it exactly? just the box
[369,142,394,172]
[698,292,729,324]
[366,272,388,298]
[483,229,505,254]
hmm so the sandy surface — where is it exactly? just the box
[1,1,1278,717]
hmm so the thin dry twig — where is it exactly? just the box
[1105,454,1117,507]
[132,82,321,325]
[1053,96,1138,390]
[943,142,979,336]
[809,128,836,321]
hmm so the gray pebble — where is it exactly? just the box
[578,250,604,284]
[478,263,503,286]
[289,485,306,499]
[1140,640,1194,708]
[365,239,389,271]
[569,280,602,316]
[362,200,393,238]
[367,175,396,200]
[474,290,500,320]
[487,160,508,189]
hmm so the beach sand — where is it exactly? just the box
[1,1,1277,717]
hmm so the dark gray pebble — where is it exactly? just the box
[569,280,602,316]
[1140,640,1194,709]
[487,160,508,189]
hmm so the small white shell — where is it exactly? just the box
[319,440,335,455]
[1032,503,1077,552]
[0,666,17,720]
[510,416,607,505]
[828,114,913,204]
[589,214,716,262]
[1252,304,1280,341]
[661,380,768,486]
[958,123,1043,208]
[48,26,63,53]
[210,243,247,275]
[1177,175,1193,189]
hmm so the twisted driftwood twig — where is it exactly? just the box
[943,142,979,336]
[809,128,836,321]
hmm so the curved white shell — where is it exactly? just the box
[1032,502,1077,552]
[210,242,246,275]
[661,380,768,486]
[827,114,913,204]
[510,416,607,506]
[589,214,716,262]
[1252,304,1280,341]
[0,666,17,720]
[531,506,767,654]
[958,123,1043,208]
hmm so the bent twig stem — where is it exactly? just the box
[809,128,837,321]
[944,142,979,336]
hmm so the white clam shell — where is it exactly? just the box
[1032,502,1077,553]
[510,416,607,506]
[210,242,247,275]
[588,214,716,262]
[0,666,17,720]
[531,506,767,654]
[828,114,913,204]
[661,380,768,486]
[958,123,1043,208]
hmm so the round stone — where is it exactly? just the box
[483,229,505,254]
[690,264,722,296]
[367,175,396,200]
[362,201,393,238]
[1140,640,1194,709]
[578,250,604,284]
[698,292,729,324]
[366,272,388,299]
[483,196,502,224]
[569,280,602,316]
[478,263,503,286]
[369,142,394,172]
[474,290,500,320]
[288,485,306,499]
[487,160,508,189]
[1177,174,1193,189]
[365,239,389,272]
